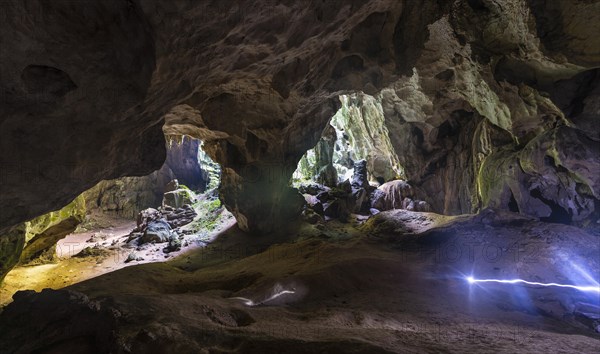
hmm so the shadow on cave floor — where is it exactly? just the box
[1,209,598,353]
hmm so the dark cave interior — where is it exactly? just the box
[0,1,599,353]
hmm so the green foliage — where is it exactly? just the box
[198,141,221,190]
[190,197,223,233]
[207,199,221,212]
[25,195,86,243]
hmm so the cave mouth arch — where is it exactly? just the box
[289,92,433,220]
[292,92,405,188]
[0,131,230,300]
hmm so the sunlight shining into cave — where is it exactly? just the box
[2,1,600,352]
[292,93,405,187]
[0,135,234,306]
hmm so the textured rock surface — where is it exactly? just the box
[1,210,599,353]
[372,0,600,225]
[313,125,339,187]
[0,0,599,234]
[18,195,86,264]
[0,196,86,281]
[331,94,404,182]
[0,225,25,283]
[82,136,209,219]
[0,289,121,353]
[82,172,172,220]
[164,135,210,191]
[0,0,162,231]
[162,188,196,209]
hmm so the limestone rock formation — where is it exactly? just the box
[331,94,404,182]
[82,136,209,219]
[82,172,172,220]
[0,0,598,235]
[0,195,86,282]
[138,220,173,245]
[0,225,25,283]
[313,125,339,187]
[2,209,599,352]
[19,195,86,263]
[164,135,210,191]
[0,289,121,353]
[162,188,196,209]
[129,205,197,247]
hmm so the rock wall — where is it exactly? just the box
[0,0,162,232]
[331,94,404,183]
[0,0,598,235]
[0,195,86,282]
[164,136,210,192]
[373,0,600,226]
[83,136,210,219]
[82,170,173,220]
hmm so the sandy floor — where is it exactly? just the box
[0,210,236,306]
[1,210,599,353]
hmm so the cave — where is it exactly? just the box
[1,1,599,353]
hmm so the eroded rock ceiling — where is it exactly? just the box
[1,0,599,235]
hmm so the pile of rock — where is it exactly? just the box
[162,204,197,227]
[127,204,197,253]
[301,160,430,223]
[124,179,199,255]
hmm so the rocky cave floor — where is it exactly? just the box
[1,209,599,353]
[1,200,237,307]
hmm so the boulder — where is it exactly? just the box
[323,199,350,221]
[351,188,369,213]
[164,179,179,193]
[316,191,330,203]
[298,184,330,196]
[312,201,324,216]
[164,235,182,253]
[303,209,323,225]
[162,188,196,209]
[349,160,372,213]
[336,180,352,195]
[315,164,339,188]
[139,220,172,245]
[351,160,369,190]
[162,204,197,228]
[136,208,161,230]
[372,180,414,210]
[415,201,431,212]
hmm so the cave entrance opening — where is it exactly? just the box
[164,135,221,193]
[289,93,431,220]
[291,93,405,188]
[0,135,232,304]
[158,134,228,237]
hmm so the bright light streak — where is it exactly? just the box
[230,289,296,306]
[466,276,600,293]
